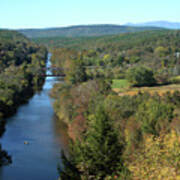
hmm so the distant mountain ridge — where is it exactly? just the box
[18,25,163,38]
[126,21,180,29]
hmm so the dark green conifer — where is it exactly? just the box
[59,105,129,179]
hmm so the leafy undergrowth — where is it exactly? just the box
[127,130,180,180]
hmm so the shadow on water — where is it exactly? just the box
[52,115,69,153]
[0,54,69,180]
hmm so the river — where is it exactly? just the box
[0,54,66,180]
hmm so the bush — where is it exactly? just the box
[128,130,180,180]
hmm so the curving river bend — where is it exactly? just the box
[0,54,67,180]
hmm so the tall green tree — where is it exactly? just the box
[65,59,87,84]
[59,105,129,179]
[126,66,156,87]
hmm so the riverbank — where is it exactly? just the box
[0,54,67,180]
[0,47,48,167]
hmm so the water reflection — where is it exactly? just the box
[52,115,69,153]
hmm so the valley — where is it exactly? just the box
[0,24,180,179]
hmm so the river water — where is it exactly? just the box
[0,54,66,180]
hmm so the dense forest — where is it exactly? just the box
[19,25,163,38]
[43,29,180,179]
[0,30,47,166]
[49,30,180,82]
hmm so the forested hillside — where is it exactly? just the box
[45,29,180,179]
[49,30,180,80]
[19,25,163,38]
[0,30,47,166]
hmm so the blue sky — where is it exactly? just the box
[1,0,180,29]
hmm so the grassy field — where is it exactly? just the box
[114,84,180,96]
[112,79,180,96]
[112,79,130,89]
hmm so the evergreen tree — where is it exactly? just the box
[59,151,81,180]
[59,105,129,179]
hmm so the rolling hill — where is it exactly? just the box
[126,21,180,29]
[18,24,163,38]
[33,29,174,49]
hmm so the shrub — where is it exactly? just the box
[128,130,180,180]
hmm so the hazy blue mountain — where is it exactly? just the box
[126,21,180,29]
[18,25,163,38]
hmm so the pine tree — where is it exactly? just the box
[59,105,128,179]
[59,151,81,180]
